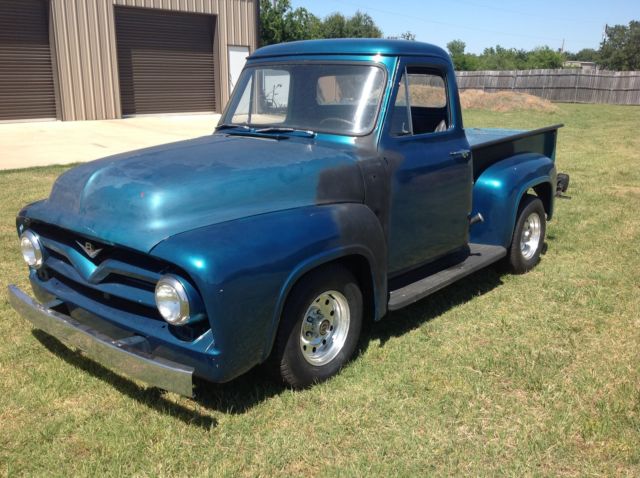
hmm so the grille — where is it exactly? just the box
[30,223,167,322]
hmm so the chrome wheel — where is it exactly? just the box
[299,290,350,366]
[520,212,542,260]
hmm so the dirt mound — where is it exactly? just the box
[405,85,447,106]
[459,89,558,112]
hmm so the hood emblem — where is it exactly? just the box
[76,240,103,259]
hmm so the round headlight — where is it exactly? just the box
[20,230,44,269]
[155,275,190,325]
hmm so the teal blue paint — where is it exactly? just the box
[14,40,562,386]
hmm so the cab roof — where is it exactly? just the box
[249,39,450,60]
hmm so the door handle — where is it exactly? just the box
[450,149,471,161]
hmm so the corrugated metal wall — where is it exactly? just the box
[0,0,57,120]
[50,0,257,120]
[50,0,120,120]
[115,7,218,115]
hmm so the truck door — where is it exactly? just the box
[380,59,472,275]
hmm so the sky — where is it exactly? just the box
[290,0,639,54]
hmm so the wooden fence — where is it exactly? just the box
[455,69,640,105]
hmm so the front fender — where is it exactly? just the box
[150,203,386,381]
[470,153,556,247]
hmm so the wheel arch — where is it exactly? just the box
[471,152,556,248]
[531,181,554,219]
[508,177,555,245]
[151,202,387,379]
[262,247,381,362]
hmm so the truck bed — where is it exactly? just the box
[466,124,563,180]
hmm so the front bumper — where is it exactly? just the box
[8,285,194,397]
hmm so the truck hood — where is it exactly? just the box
[23,134,365,252]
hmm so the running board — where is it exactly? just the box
[388,244,507,311]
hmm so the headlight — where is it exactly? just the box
[20,230,44,269]
[155,275,190,325]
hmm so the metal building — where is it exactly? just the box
[0,0,258,122]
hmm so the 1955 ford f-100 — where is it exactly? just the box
[9,39,569,396]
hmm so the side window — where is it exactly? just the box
[390,67,450,136]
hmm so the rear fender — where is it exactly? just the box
[470,153,556,247]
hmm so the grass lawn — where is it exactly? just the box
[1,104,638,476]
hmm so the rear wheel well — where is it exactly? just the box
[531,182,553,217]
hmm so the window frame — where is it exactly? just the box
[387,61,456,140]
[220,60,389,137]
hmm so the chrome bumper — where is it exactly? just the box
[8,285,194,397]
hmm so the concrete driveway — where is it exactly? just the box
[0,114,221,170]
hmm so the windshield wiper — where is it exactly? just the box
[215,123,251,131]
[216,124,316,139]
[255,127,316,138]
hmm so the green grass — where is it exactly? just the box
[1,104,639,476]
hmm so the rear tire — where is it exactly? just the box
[270,264,363,388]
[507,194,546,274]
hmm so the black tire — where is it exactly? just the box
[270,264,363,388]
[507,194,546,274]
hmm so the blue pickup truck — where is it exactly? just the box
[9,39,568,396]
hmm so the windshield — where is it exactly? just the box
[220,63,386,136]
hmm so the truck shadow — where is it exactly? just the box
[366,266,504,349]
[32,330,282,430]
[32,265,505,427]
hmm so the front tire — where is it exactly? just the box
[271,264,363,388]
[507,194,546,274]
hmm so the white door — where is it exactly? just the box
[228,46,249,93]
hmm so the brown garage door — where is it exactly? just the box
[115,7,217,116]
[0,0,56,121]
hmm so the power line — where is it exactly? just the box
[454,0,605,25]
[323,0,565,43]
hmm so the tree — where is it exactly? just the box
[446,41,564,71]
[259,2,383,45]
[446,40,479,71]
[321,11,382,39]
[344,11,382,38]
[526,46,564,69]
[599,21,640,70]
[447,39,465,57]
[400,31,416,41]
[259,0,321,45]
[446,40,466,69]
[387,31,415,41]
[568,48,600,63]
[285,7,322,40]
[321,13,347,38]
[476,45,530,70]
